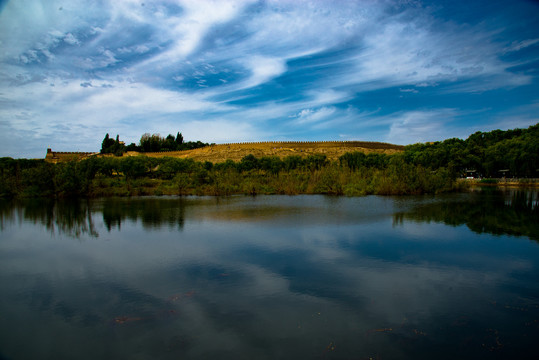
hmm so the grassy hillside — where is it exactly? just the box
[123,141,404,163]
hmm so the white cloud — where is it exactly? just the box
[172,75,184,82]
[63,33,80,45]
[347,20,501,91]
[504,38,539,53]
[134,0,257,69]
[239,56,287,89]
[400,88,418,93]
[117,45,150,54]
[0,0,101,60]
[293,107,336,125]
[0,76,232,154]
[307,89,351,106]
[99,49,119,67]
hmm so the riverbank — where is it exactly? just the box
[463,178,539,188]
[2,154,462,198]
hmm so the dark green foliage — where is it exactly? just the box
[0,153,461,198]
[0,157,19,197]
[21,162,56,197]
[102,131,208,154]
[240,154,259,171]
[101,133,114,153]
[126,143,138,151]
[283,156,303,171]
[138,132,209,152]
[2,123,537,198]
[305,154,328,171]
[100,133,126,155]
[155,157,192,179]
[54,162,83,197]
[339,152,390,170]
[259,156,283,175]
[119,156,150,179]
[0,158,56,197]
[404,123,539,178]
[175,132,184,146]
[163,134,176,151]
[139,133,161,152]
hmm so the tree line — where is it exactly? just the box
[101,132,211,155]
[1,123,537,198]
[402,123,539,178]
[0,152,458,198]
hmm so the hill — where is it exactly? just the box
[122,141,404,163]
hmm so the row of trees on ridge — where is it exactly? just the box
[101,132,210,155]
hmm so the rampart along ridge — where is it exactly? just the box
[45,141,405,163]
[45,148,98,163]
[214,140,404,149]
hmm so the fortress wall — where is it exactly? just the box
[215,141,404,149]
[45,149,98,163]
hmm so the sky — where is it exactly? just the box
[0,0,538,158]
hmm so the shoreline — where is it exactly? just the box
[462,179,539,188]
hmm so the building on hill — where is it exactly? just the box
[45,148,98,163]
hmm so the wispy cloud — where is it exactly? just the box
[0,0,538,157]
[292,107,337,125]
[504,38,539,53]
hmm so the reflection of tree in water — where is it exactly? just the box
[395,189,539,240]
[55,200,98,238]
[0,199,16,231]
[101,198,186,232]
[0,199,98,238]
[1,198,187,237]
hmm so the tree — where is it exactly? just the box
[126,143,139,151]
[175,132,184,147]
[120,156,149,179]
[163,134,176,151]
[139,133,152,152]
[101,133,125,155]
[240,154,259,171]
[101,133,116,154]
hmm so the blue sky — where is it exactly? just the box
[1,0,538,158]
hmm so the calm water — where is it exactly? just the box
[1,189,538,360]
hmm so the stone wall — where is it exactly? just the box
[45,148,98,163]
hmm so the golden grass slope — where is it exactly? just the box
[45,141,405,163]
[127,141,405,162]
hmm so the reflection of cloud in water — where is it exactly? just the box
[1,192,539,358]
[183,195,399,227]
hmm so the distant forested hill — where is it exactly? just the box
[402,123,539,178]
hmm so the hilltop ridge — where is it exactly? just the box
[47,141,404,163]
[130,141,404,162]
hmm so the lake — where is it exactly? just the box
[1,189,538,359]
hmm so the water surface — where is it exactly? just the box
[1,189,538,359]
